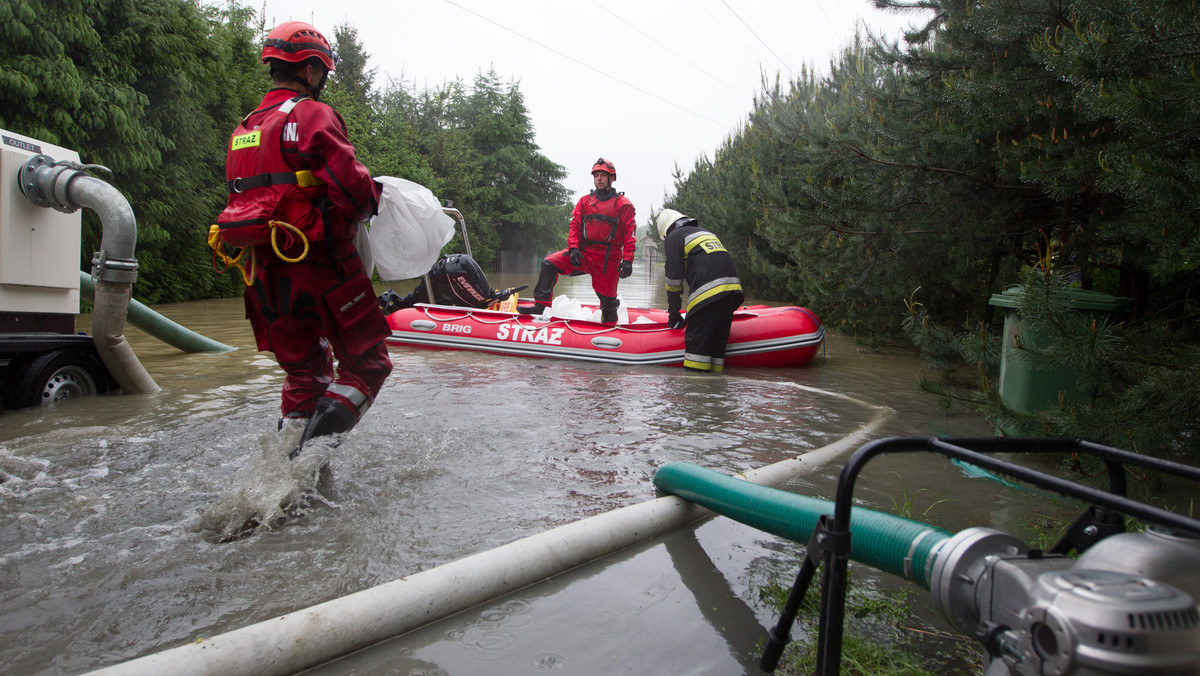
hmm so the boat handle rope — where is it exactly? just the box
[418,306,507,324]
[412,305,790,337]
[415,305,681,335]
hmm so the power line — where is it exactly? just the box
[813,0,845,38]
[439,0,729,129]
[588,0,750,99]
[691,0,770,67]
[718,0,796,76]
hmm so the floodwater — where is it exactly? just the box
[0,259,1020,675]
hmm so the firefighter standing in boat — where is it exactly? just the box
[656,209,745,373]
[216,21,392,449]
[520,158,636,324]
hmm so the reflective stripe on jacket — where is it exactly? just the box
[664,224,742,313]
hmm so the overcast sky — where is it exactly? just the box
[256,0,924,231]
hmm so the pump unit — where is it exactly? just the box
[0,129,116,409]
[654,437,1200,676]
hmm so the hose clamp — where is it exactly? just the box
[904,528,941,584]
[91,251,140,284]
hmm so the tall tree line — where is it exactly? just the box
[664,0,1198,456]
[322,27,571,264]
[0,1,569,304]
[1,0,262,302]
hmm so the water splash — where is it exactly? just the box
[0,446,51,485]
[197,425,339,542]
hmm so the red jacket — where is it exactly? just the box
[218,89,380,251]
[567,189,636,269]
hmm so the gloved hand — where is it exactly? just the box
[619,260,633,278]
[568,248,582,267]
[668,312,685,329]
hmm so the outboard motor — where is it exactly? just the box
[379,254,524,315]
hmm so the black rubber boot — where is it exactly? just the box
[599,294,620,325]
[378,282,432,315]
[278,416,310,431]
[533,260,562,303]
[519,260,562,315]
[290,397,357,459]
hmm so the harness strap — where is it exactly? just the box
[228,96,319,194]
[228,170,320,194]
[584,214,619,226]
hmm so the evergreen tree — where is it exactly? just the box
[0,0,261,303]
[665,0,1198,454]
[324,24,384,173]
[94,0,263,302]
[0,0,144,156]
[323,26,438,205]
[894,0,1200,455]
[381,79,490,261]
[325,24,376,110]
[445,69,570,264]
[369,77,436,187]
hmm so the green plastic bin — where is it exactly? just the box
[988,287,1131,414]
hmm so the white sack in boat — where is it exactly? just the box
[547,295,630,325]
[369,177,455,280]
[548,295,588,320]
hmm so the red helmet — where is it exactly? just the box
[591,157,616,180]
[262,21,337,71]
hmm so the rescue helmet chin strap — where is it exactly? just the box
[270,58,328,101]
[311,67,329,101]
[291,64,328,101]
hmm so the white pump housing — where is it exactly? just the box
[0,129,82,316]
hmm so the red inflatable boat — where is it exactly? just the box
[384,302,823,368]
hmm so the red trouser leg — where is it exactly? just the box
[533,253,570,308]
[278,336,336,418]
[246,238,393,421]
[323,337,392,415]
[583,249,620,298]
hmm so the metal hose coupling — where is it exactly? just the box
[91,250,139,285]
[19,154,139,285]
[18,154,111,212]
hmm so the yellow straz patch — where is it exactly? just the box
[231,131,261,150]
[687,234,727,255]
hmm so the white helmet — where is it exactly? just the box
[655,209,686,240]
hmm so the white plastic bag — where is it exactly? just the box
[547,295,587,320]
[354,221,374,278]
[547,294,630,324]
[369,176,455,280]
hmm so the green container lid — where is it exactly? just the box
[988,286,1132,313]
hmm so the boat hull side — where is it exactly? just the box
[385,304,823,368]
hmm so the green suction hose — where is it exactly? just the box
[80,271,235,353]
[654,462,951,589]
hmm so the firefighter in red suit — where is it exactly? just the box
[217,21,391,451]
[520,158,636,324]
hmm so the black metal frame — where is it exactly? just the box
[760,436,1200,674]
